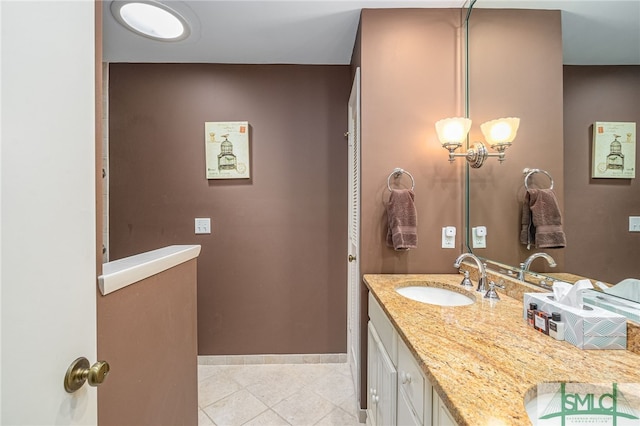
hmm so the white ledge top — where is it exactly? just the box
[98,245,201,295]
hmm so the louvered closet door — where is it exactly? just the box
[347,67,361,407]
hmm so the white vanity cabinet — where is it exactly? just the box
[367,322,397,426]
[367,293,458,426]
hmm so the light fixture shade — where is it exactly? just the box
[480,117,520,145]
[435,117,472,145]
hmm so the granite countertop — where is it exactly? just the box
[364,274,640,426]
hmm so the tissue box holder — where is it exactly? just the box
[523,293,627,350]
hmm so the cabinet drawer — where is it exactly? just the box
[397,338,424,424]
[368,293,397,364]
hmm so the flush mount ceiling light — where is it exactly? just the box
[111,1,191,41]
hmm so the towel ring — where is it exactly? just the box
[523,168,554,190]
[387,168,415,192]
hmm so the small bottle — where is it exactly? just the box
[549,312,565,340]
[534,310,550,335]
[527,303,537,327]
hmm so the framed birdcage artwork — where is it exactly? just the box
[591,122,636,179]
[205,121,250,179]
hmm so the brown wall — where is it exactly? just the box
[357,7,466,409]
[109,64,350,355]
[563,66,640,283]
[467,9,565,272]
[359,8,465,278]
[97,260,198,426]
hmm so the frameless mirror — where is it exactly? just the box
[465,1,640,315]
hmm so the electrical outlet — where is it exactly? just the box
[441,226,456,249]
[630,216,640,232]
[472,226,487,248]
[195,218,211,234]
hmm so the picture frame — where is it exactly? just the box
[205,121,250,179]
[591,121,636,179]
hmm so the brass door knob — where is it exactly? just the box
[348,254,356,262]
[64,357,110,393]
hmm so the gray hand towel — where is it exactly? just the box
[386,189,417,251]
[523,188,567,249]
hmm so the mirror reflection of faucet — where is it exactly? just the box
[518,253,557,281]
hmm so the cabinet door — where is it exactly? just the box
[367,322,397,426]
[367,323,379,426]
[433,392,458,426]
[376,339,397,426]
[397,389,421,426]
[397,339,425,424]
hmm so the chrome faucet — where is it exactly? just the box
[454,253,487,293]
[518,253,557,280]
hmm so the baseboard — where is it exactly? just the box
[357,408,367,424]
[198,353,348,365]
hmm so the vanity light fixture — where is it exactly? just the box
[435,116,520,168]
[111,1,191,42]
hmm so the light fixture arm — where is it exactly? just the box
[488,142,512,163]
[445,142,488,168]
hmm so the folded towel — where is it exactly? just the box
[520,193,535,249]
[522,188,566,249]
[386,189,417,251]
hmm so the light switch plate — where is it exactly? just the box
[630,216,640,232]
[441,226,455,249]
[195,218,211,234]
[472,226,487,248]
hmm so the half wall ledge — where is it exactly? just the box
[98,245,202,295]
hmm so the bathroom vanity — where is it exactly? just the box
[364,274,640,425]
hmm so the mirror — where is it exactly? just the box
[465,2,640,311]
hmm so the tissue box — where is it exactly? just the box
[523,293,627,350]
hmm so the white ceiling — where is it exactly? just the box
[102,0,640,65]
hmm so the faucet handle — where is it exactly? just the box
[460,271,473,288]
[484,281,501,300]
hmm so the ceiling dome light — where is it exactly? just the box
[111,1,190,41]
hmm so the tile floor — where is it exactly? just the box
[198,363,362,426]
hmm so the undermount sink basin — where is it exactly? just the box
[395,286,474,306]
[525,391,553,425]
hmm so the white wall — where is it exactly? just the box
[1,1,97,423]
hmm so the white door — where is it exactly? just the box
[1,2,98,424]
[347,68,361,407]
